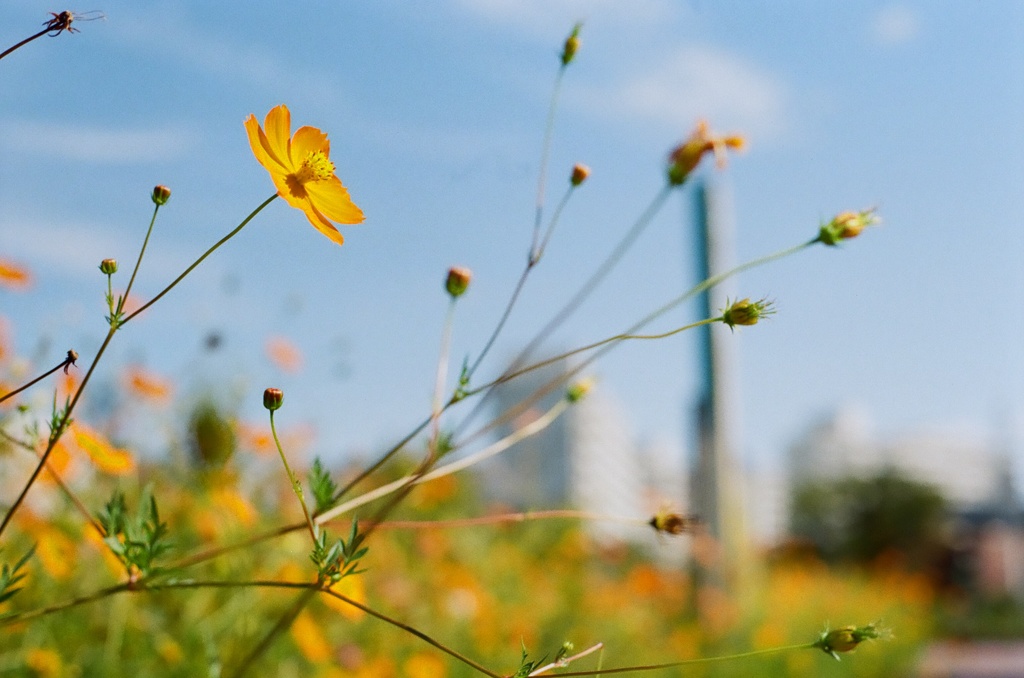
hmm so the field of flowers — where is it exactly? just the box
[0,10,916,678]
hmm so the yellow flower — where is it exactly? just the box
[245,105,364,246]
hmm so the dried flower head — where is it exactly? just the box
[667,120,745,186]
[63,349,79,375]
[649,508,699,536]
[570,163,590,186]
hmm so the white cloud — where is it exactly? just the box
[872,5,919,45]
[0,119,192,164]
[0,218,199,282]
[573,45,789,142]
[108,10,338,96]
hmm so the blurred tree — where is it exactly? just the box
[790,469,947,569]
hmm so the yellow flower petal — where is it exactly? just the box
[245,115,286,173]
[290,125,330,163]
[307,178,364,224]
[302,201,347,246]
[263,105,294,169]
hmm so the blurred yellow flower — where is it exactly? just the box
[245,105,364,246]
[25,648,63,678]
[323,573,368,621]
[291,610,333,662]
[69,423,136,475]
[403,652,446,678]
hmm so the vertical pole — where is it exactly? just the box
[690,180,747,593]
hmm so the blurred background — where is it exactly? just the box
[2,2,1023,675]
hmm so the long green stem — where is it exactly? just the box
[116,203,161,319]
[464,317,719,399]
[122,193,277,325]
[322,588,503,678]
[537,643,817,676]
[467,184,576,382]
[270,410,316,544]
[530,66,567,257]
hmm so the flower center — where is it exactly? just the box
[294,151,335,184]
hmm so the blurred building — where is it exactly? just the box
[477,358,682,546]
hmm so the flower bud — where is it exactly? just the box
[817,208,879,246]
[263,387,284,411]
[721,297,774,329]
[814,623,887,661]
[561,24,582,66]
[445,266,472,298]
[151,185,171,206]
[667,120,745,186]
[570,163,590,186]
[99,259,118,275]
[565,378,595,403]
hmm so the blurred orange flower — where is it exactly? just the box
[266,335,303,373]
[245,105,364,246]
[0,258,31,290]
[123,366,173,404]
[237,422,276,456]
[68,424,136,475]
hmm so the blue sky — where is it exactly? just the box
[1,2,1022,486]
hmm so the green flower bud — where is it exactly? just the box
[721,297,775,329]
[151,185,171,205]
[561,24,582,66]
[445,266,472,298]
[263,387,284,411]
[99,258,118,275]
[813,623,888,661]
[817,209,879,246]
